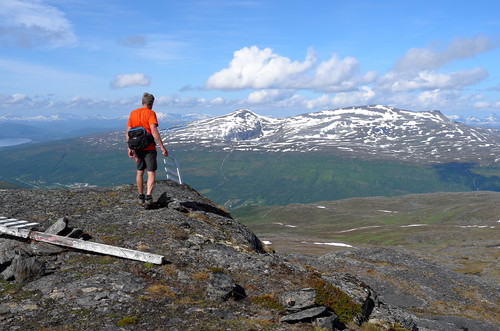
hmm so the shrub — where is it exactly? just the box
[251,293,284,311]
[307,275,362,324]
[116,316,138,327]
[145,284,175,299]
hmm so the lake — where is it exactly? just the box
[0,138,31,147]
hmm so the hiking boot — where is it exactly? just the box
[138,194,145,205]
[144,195,153,209]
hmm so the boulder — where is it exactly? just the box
[280,288,317,312]
[280,306,328,323]
[45,217,69,235]
[314,314,338,330]
[204,271,246,302]
[9,254,46,282]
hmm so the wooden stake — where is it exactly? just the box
[0,223,164,265]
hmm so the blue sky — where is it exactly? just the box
[0,0,499,119]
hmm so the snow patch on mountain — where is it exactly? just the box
[161,105,500,165]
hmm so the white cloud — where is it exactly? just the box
[110,73,151,89]
[395,35,495,72]
[473,101,490,109]
[379,67,488,92]
[205,46,316,89]
[304,86,376,109]
[5,93,28,104]
[210,97,226,105]
[411,89,484,110]
[0,0,76,47]
[312,55,360,91]
[201,43,498,114]
[205,46,374,93]
[246,89,295,104]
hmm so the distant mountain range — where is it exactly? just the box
[2,107,500,147]
[0,112,210,147]
[1,105,499,207]
[161,105,500,165]
[459,113,500,129]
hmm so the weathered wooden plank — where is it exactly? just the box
[13,222,40,229]
[2,220,29,227]
[0,225,164,264]
[0,224,30,238]
[0,218,18,224]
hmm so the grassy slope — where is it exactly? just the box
[0,138,499,206]
[232,191,500,282]
[173,150,499,207]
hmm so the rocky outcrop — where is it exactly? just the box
[0,180,498,330]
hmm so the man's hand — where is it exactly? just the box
[128,148,135,158]
[160,146,168,157]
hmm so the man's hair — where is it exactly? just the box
[142,92,155,107]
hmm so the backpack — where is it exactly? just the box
[127,127,154,150]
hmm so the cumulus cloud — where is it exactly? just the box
[312,55,360,91]
[205,46,373,93]
[201,37,499,113]
[376,36,497,95]
[206,46,316,90]
[0,0,76,47]
[110,73,151,89]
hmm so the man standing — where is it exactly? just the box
[126,92,168,208]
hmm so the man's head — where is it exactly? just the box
[142,92,155,108]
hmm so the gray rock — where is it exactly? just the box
[66,227,84,238]
[0,245,17,265]
[45,217,69,235]
[280,306,328,323]
[280,288,317,312]
[204,271,246,302]
[10,254,46,282]
[29,240,65,255]
[1,264,15,280]
[314,314,338,330]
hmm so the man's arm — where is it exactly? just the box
[126,126,135,158]
[150,123,168,156]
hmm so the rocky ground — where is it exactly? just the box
[0,181,499,330]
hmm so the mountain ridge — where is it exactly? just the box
[161,105,500,165]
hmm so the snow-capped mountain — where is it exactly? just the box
[461,113,500,129]
[161,105,500,164]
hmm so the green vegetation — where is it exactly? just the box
[116,316,139,327]
[307,274,362,324]
[1,140,498,207]
[251,293,284,311]
[0,181,21,189]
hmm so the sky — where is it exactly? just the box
[0,0,499,119]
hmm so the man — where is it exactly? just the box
[126,92,168,208]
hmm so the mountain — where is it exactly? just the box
[1,182,498,330]
[0,105,499,207]
[162,105,500,165]
[461,113,500,130]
